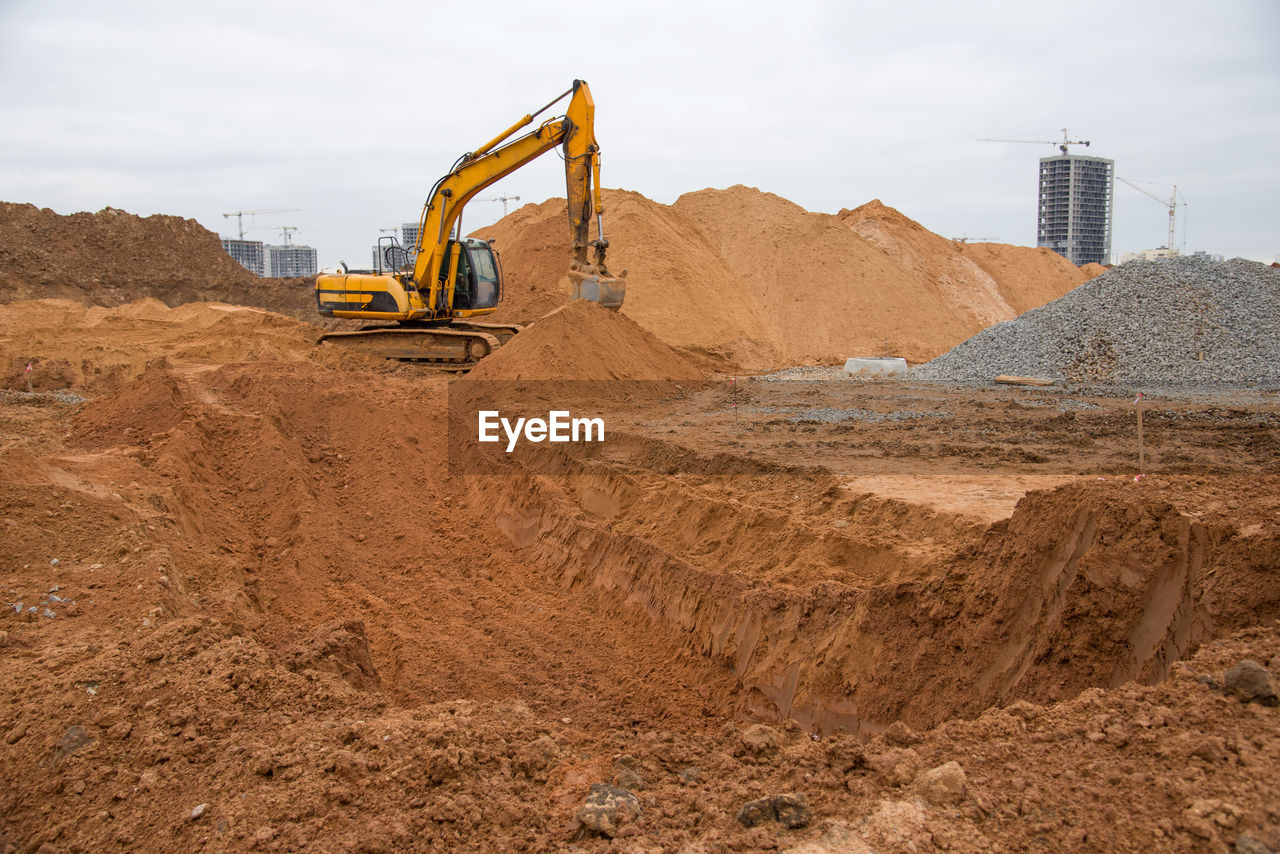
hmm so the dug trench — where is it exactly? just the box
[45,362,737,727]
[17,360,1277,733]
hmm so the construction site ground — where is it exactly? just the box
[0,198,1276,852]
[2,324,1278,851]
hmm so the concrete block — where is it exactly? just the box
[843,357,908,378]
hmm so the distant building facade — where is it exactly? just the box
[1118,248,1224,264]
[265,244,318,278]
[1037,154,1114,265]
[222,238,265,277]
[369,222,421,272]
[1119,247,1178,264]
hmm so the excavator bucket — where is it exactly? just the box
[569,270,626,311]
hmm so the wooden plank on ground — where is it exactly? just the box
[994,374,1056,386]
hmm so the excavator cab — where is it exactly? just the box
[448,238,501,313]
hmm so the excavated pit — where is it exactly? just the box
[18,354,1268,737]
[464,430,1237,735]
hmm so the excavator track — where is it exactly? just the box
[449,321,522,344]
[318,327,503,364]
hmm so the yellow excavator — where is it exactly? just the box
[315,79,624,362]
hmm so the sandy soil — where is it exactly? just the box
[1,297,1277,852]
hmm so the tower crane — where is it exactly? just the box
[978,128,1091,155]
[482,194,521,216]
[1116,178,1185,252]
[221,208,300,240]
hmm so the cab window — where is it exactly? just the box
[466,245,499,308]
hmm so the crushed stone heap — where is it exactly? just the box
[913,257,1280,388]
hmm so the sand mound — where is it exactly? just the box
[954,240,1097,314]
[465,299,708,381]
[476,190,778,368]
[0,202,317,319]
[475,186,1090,369]
[837,199,1016,328]
[680,188,1016,363]
[0,297,347,393]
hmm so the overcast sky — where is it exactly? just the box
[3,0,1277,270]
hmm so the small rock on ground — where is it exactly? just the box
[913,761,967,806]
[1224,660,1277,706]
[574,783,640,839]
[737,793,811,829]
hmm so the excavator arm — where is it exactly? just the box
[411,79,620,315]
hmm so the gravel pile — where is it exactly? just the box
[0,389,88,405]
[913,257,1280,389]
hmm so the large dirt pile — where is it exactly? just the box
[0,202,316,319]
[0,297,354,393]
[836,199,1017,328]
[674,188,969,363]
[915,257,1280,387]
[476,190,778,368]
[475,187,1094,369]
[466,299,708,381]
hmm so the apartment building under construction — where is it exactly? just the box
[1037,154,1114,265]
[221,238,265,277]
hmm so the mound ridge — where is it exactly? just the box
[0,297,343,393]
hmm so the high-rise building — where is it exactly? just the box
[264,244,318,278]
[401,222,421,249]
[222,238,265,277]
[1037,154,1114,265]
